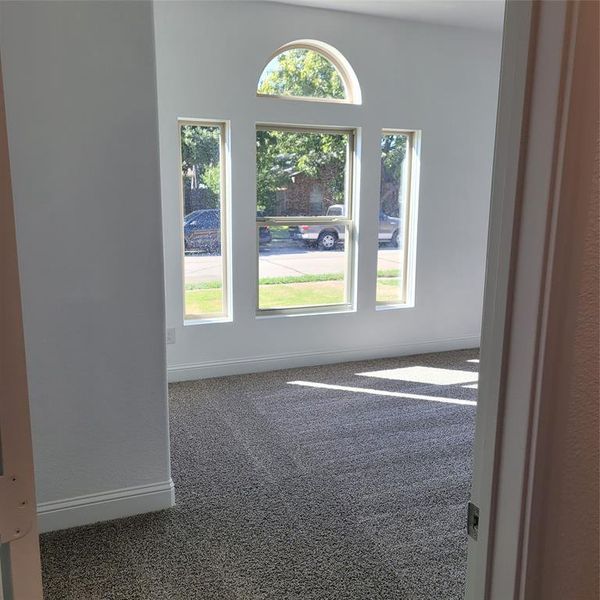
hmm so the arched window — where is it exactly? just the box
[257,40,361,104]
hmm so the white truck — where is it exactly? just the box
[290,204,401,250]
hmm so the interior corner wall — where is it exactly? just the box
[153,1,503,381]
[0,1,173,531]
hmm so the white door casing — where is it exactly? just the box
[466,1,597,598]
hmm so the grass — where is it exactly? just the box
[184,270,403,318]
[376,280,403,303]
[259,280,345,309]
[377,277,400,286]
[185,269,400,290]
[185,288,224,319]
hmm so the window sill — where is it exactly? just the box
[256,305,355,319]
[184,316,232,326]
[375,302,414,312]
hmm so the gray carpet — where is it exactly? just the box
[41,349,478,599]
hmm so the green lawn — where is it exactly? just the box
[377,277,403,303]
[185,288,224,319]
[184,271,403,318]
[259,279,345,309]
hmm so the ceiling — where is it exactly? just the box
[265,0,505,31]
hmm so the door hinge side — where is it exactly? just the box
[0,474,34,543]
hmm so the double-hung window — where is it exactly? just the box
[256,125,355,314]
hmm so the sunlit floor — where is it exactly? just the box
[41,349,478,600]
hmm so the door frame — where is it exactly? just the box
[0,57,43,600]
[0,1,594,598]
[466,1,597,598]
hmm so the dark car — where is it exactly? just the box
[257,211,272,245]
[259,226,272,245]
[184,209,221,252]
[184,209,271,253]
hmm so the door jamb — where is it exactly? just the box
[0,57,44,600]
[465,1,591,598]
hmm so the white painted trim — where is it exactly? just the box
[37,479,175,533]
[167,336,480,382]
[465,2,534,597]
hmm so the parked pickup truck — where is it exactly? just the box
[290,204,401,250]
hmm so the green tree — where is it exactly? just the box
[257,50,348,215]
[256,130,294,214]
[256,129,347,215]
[257,48,345,100]
[201,164,221,198]
[380,134,408,217]
[181,125,221,209]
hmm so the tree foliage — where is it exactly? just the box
[256,129,347,215]
[201,164,221,198]
[380,134,408,217]
[256,50,349,215]
[181,51,354,216]
[257,48,345,100]
[181,125,220,210]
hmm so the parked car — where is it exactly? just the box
[184,209,271,252]
[289,204,401,250]
[259,225,272,245]
[184,209,221,252]
[256,211,272,245]
[378,209,401,247]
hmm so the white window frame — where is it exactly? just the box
[255,123,356,316]
[376,129,419,308]
[178,118,230,323]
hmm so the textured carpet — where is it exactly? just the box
[41,349,478,599]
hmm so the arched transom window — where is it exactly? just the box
[257,40,361,104]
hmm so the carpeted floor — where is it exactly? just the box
[40,349,479,600]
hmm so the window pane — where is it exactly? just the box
[257,48,346,100]
[256,129,350,217]
[377,133,410,304]
[181,123,226,319]
[258,225,347,310]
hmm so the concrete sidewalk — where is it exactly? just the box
[184,246,402,283]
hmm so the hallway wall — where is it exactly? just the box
[0,0,173,530]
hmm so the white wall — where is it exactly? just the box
[0,1,173,530]
[154,1,503,381]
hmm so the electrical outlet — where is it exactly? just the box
[166,328,176,345]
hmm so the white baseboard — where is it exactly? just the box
[168,336,480,382]
[37,479,175,533]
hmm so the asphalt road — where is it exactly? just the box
[184,243,402,284]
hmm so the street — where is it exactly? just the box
[184,242,402,283]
